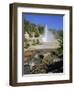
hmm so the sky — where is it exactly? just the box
[22,13,63,31]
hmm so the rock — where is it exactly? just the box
[42,53,54,65]
[32,63,48,74]
[24,64,31,74]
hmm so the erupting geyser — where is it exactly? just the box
[42,24,56,43]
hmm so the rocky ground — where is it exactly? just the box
[24,40,59,51]
[23,48,63,75]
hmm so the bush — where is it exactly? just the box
[24,43,30,48]
[36,39,40,44]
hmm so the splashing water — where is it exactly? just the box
[42,24,55,43]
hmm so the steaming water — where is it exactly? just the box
[42,24,56,43]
